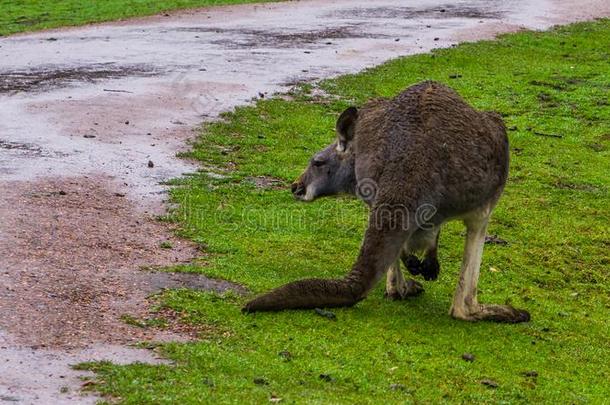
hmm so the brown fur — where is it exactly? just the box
[244,81,529,323]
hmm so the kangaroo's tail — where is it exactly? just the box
[242,278,364,313]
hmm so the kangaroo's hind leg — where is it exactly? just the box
[449,205,530,323]
[386,228,439,299]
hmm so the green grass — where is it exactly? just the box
[0,0,278,36]
[86,21,610,403]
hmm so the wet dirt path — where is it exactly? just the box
[1,0,609,403]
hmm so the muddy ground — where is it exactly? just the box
[1,0,609,403]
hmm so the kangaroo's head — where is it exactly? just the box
[291,107,358,201]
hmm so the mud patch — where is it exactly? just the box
[245,176,285,190]
[586,142,606,152]
[530,79,569,91]
[327,4,504,20]
[135,307,221,341]
[0,139,68,159]
[0,63,161,94]
[176,25,386,49]
[553,180,604,193]
[0,139,45,156]
[598,133,610,142]
[0,176,240,349]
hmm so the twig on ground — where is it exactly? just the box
[533,131,563,139]
[103,88,133,93]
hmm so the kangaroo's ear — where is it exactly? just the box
[336,106,358,152]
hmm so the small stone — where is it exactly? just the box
[462,353,475,362]
[147,160,154,168]
[314,308,337,320]
[485,234,509,245]
[523,370,538,377]
[434,37,440,41]
[319,374,334,382]
[253,377,269,385]
[278,351,292,361]
[125,120,130,125]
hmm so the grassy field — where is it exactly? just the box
[83,21,610,403]
[0,0,277,36]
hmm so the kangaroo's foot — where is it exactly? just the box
[385,278,424,300]
[401,254,440,281]
[401,254,422,276]
[419,256,440,281]
[450,303,530,323]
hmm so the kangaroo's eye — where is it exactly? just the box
[313,159,326,167]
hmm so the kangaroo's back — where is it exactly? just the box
[354,81,509,219]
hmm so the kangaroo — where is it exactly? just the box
[243,81,530,323]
